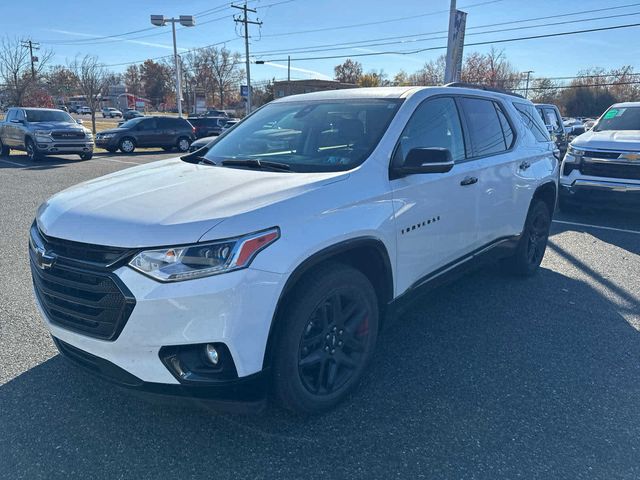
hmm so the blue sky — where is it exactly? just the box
[4,0,640,83]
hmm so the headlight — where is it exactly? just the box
[34,130,51,136]
[129,227,280,282]
[99,133,116,139]
[564,145,584,163]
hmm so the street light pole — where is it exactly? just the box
[151,14,195,118]
[170,21,183,118]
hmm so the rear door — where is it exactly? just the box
[457,96,520,244]
[390,95,483,294]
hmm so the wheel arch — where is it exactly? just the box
[261,236,394,370]
[532,181,557,216]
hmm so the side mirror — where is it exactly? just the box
[76,119,83,125]
[394,147,454,176]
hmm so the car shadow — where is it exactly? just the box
[0,154,84,171]
[2,262,640,478]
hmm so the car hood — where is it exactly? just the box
[97,128,127,135]
[573,130,640,151]
[37,158,348,247]
[29,121,84,131]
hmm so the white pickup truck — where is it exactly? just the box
[560,102,640,211]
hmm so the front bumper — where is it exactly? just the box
[53,337,268,411]
[35,140,93,155]
[559,178,640,207]
[95,137,120,149]
[34,262,285,402]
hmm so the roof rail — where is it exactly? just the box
[444,82,525,99]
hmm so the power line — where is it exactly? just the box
[262,22,640,62]
[252,5,640,56]
[259,0,503,38]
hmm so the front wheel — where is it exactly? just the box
[79,152,93,160]
[119,137,136,153]
[502,199,551,276]
[25,138,41,161]
[272,263,379,414]
[0,138,9,157]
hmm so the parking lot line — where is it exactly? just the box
[0,158,27,167]
[552,219,640,235]
[98,157,145,165]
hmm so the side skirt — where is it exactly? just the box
[386,235,521,320]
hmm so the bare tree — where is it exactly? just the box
[0,36,52,105]
[70,55,109,133]
[209,47,244,109]
[334,59,363,84]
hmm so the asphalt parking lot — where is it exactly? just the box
[1,152,639,479]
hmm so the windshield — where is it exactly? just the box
[25,109,74,123]
[201,99,402,172]
[594,106,640,131]
[119,117,144,129]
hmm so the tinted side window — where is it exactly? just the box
[5,109,15,122]
[543,107,561,131]
[15,109,26,121]
[459,97,508,157]
[514,102,550,142]
[397,97,465,163]
[495,103,514,149]
[138,118,157,130]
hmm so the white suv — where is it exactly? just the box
[30,86,558,413]
[560,102,640,211]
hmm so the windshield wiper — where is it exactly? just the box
[221,158,291,171]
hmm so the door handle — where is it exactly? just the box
[519,161,531,170]
[460,176,478,186]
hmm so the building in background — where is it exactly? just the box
[273,79,356,98]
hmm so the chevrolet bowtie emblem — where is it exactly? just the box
[35,246,56,270]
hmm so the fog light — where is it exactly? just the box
[205,344,219,365]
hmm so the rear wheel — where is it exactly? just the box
[176,137,191,152]
[119,137,136,153]
[272,263,379,414]
[502,199,551,276]
[25,138,41,161]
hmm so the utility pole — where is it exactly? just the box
[233,2,262,115]
[287,55,291,82]
[21,40,40,79]
[444,0,456,83]
[524,70,534,99]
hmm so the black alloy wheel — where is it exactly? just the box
[298,291,371,396]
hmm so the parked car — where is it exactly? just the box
[78,106,92,115]
[94,116,195,153]
[189,116,229,138]
[583,118,597,130]
[204,109,228,117]
[102,107,123,118]
[57,105,69,113]
[221,118,240,132]
[31,86,557,413]
[123,109,144,121]
[0,107,93,161]
[535,103,567,157]
[189,135,217,152]
[559,102,640,211]
[563,118,585,137]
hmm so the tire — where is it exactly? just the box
[0,138,9,157]
[105,147,117,153]
[119,137,136,153]
[176,137,191,152]
[502,199,551,276]
[272,262,379,414]
[162,146,174,152]
[79,152,93,160]
[25,138,41,161]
